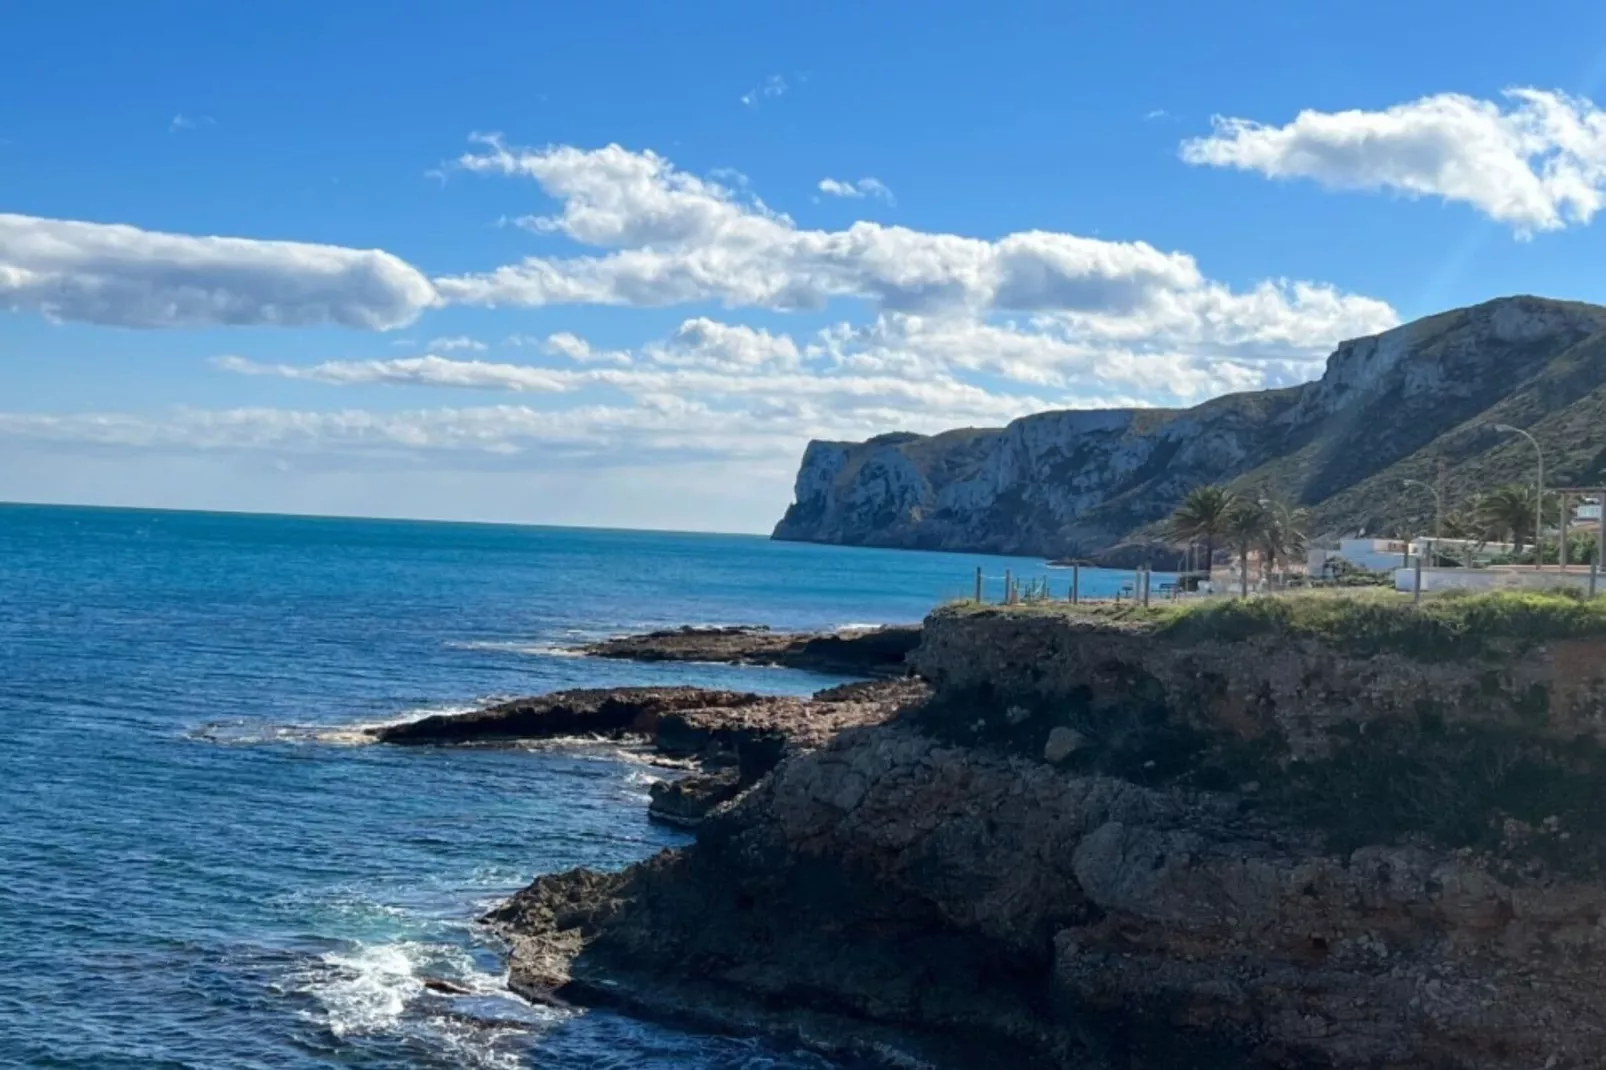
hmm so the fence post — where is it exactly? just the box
[974,566,983,603]
[1598,491,1605,588]
[1592,558,1599,599]
[1071,563,1080,605]
[1140,567,1150,607]
[1413,555,1423,605]
[1004,569,1013,605]
[1561,491,1571,571]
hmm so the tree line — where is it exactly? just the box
[1168,481,1581,588]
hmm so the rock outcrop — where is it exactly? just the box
[489,600,1606,1068]
[373,680,927,826]
[772,296,1606,560]
[579,624,921,677]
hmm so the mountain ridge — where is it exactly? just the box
[772,295,1606,562]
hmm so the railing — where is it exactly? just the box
[969,564,1182,607]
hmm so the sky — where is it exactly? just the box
[7,0,1606,533]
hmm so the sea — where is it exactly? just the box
[0,504,1150,1070]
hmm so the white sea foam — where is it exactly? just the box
[312,941,424,1037]
[188,700,492,748]
[444,639,585,657]
[298,937,547,1069]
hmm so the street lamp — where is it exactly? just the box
[1494,424,1544,568]
[1403,479,1443,563]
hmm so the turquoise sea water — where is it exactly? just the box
[0,504,1152,1069]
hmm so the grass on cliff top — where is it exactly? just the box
[942,587,1606,659]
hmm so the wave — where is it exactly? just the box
[293,937,556,1067]
[444,639,586,657]
[188,702,487,748]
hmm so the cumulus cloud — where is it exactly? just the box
[818,177,896,203]
[432,139,1393,359]
[540,331,632,365]
[8,138,1408,500]
[0,213,437,328]
[1180,88,1606,235]
[644,318,799,371]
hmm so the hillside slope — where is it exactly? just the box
[771,296,1606,562]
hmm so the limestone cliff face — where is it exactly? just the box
[491,606,1606,1068]
[772,296,1606,559]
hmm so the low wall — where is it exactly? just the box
[1396,565,1601,594]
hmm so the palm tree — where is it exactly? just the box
[1259,500,1309,581]
[1224,496,1271,597]
[1479,484,1536,553]
[1167,485,1234,577]
[1218,495,1307,595]
[1443,493,1487,542]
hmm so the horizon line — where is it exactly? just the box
[0,498,775,541]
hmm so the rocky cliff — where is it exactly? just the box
[489,596,1606,1069]
[772,296,1606,560]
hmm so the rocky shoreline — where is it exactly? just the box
[576,623,921,677]
[452,599,1606,1069]
[373,679,926,827]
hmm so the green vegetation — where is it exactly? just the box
[945,588,1606,660]
[1166,485,1232,576]
[1324,558,1395,587]
[1164,485,1306,592]
[1477,484,1539,552]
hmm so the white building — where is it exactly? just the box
[1307,538,1412,575]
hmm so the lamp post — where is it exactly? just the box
[1495,424,1544,568]
[1403,478,1443,564]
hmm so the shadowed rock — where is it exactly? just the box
[579,624,921,677]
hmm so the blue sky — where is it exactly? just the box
[6,0,1606,531]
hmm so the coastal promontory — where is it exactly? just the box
[485,592,1606,1068]
[772,296,1606,562]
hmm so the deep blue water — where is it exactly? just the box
[0,504,1148,1069]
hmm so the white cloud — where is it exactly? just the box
[170,113,215,133]
[214,354,579,393]
[0,381,1040,468]
[1180,88,1606,235]
[428,335,487,352]
[644,318,799,371]
[540,331,632,365]
[740,75,788,107]
[432,140,1392,360]
[212,314,1044,421]
[0,213,437,328]
[6,138,1409,519]
[818,177,896,204]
